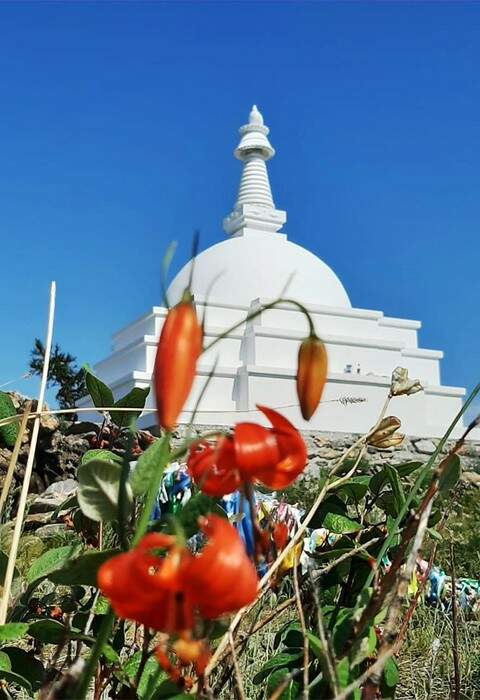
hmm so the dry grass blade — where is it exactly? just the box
[0,282,56,624]
[229,628,247,700]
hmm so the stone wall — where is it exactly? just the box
[174,424,480,485]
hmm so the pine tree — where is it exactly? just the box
[29,339,86,410]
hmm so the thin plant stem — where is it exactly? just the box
[450,542,461,700]
[0,393,365,430]
[202,297,316,354]
[228,629,247,700]
[67,609,115,700]
[0,282,56,625]
[117,427,135,550]
[293,557,309,700]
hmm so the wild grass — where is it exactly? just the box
[397,604,480,700]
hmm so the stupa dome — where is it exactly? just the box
[168,106,351,308]
[168,233,351,308]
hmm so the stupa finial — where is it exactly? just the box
[223,106,287,236]
[249,104,264,125]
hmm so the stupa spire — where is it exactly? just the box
[223,105,287,237]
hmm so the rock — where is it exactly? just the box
[30,479,78,513]
[34,523,69,539]
[24,511,53,527]
[316,447,342,460]
[413,439,437,455]
[40,413,60,434]
[462,471,480,487]
[66,421,98,436]
[0,447,11,471]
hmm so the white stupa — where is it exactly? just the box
[79,106,466,438]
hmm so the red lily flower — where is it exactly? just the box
[187,435,241,497]
[187,515,258,619]
[187,406,307,494]
[97,532,194,633]
[154,295,203,431]
[97,516,257,632]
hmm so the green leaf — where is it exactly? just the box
[274,622,303,650]
[83,365,114,411]
[0,391,18,448]
[0,551,19,583]
[94,596,110,615]
[81,449,122,465]
[376,492,398,517]
[253,652,302,684]
[383,657,399,688]
[51,494,78,519]
[439,454,461,493]
[323,512,361,534]
[428,509,442,527]
[28,619,72,645]
[49,549,119,587]
[129,436,168,497]
[427,527,443,542]
[309,495,346,529]
[78,458,132,522]
[0,668,32,693]
[27,544,81,584]
[336,656,350,688]
[3,647,45,691]
[178,493,227,538]
[331,608,354,655]
[265,668,300,700]
[124,653,168,699]
[102,643,120,665]
[369,468,387,496]
[385,464,406,512]
[337,476,370,502]
[0,652,10,671]
[0,623,29,643]
[394,461,423,478]
[110,387,150,429]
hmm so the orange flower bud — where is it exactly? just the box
[296,334,327,421]
[154,297,203,430]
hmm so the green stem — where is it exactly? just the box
[133,431,171,545]
[202,297,316,354]
[118,428,135,550]
[66,609,115,700]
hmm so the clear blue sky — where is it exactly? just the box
[0,1,479,417]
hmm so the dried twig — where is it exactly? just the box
[0,282,56,624]
[293,557,309,699]
[308,568,339,696]
[228,629,247,700]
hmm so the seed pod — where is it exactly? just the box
[370,433,405,449]
[296,335,328,420]
[154,297,203,430]
[367,416,401,446]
